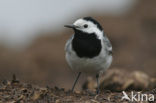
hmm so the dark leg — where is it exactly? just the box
[71,72,81,92]
[96,74,100,94]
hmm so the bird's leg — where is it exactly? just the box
[96,74,100,94]
[71,72,81,92]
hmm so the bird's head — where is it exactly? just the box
[65,17,104,39]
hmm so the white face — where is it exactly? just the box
[73,18,103,39]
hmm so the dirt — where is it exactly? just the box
[0,75,155,103]
[83,69,156,92]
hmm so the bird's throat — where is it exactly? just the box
[72,30,102,58]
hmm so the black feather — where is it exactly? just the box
[83,17,103,31]
[72,30,102,58]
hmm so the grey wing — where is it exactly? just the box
[103,33,112,55]
[65,35,74,52]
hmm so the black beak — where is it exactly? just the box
[64,24,78,29]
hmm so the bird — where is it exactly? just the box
[64,17,112,94]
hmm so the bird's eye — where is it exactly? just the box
[84,24,88,28]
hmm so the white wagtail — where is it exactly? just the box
[64,17,112,94]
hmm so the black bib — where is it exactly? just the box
[72,30,102,58]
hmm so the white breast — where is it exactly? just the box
[65,38,112,75]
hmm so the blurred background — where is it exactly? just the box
[0,0,155,89]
